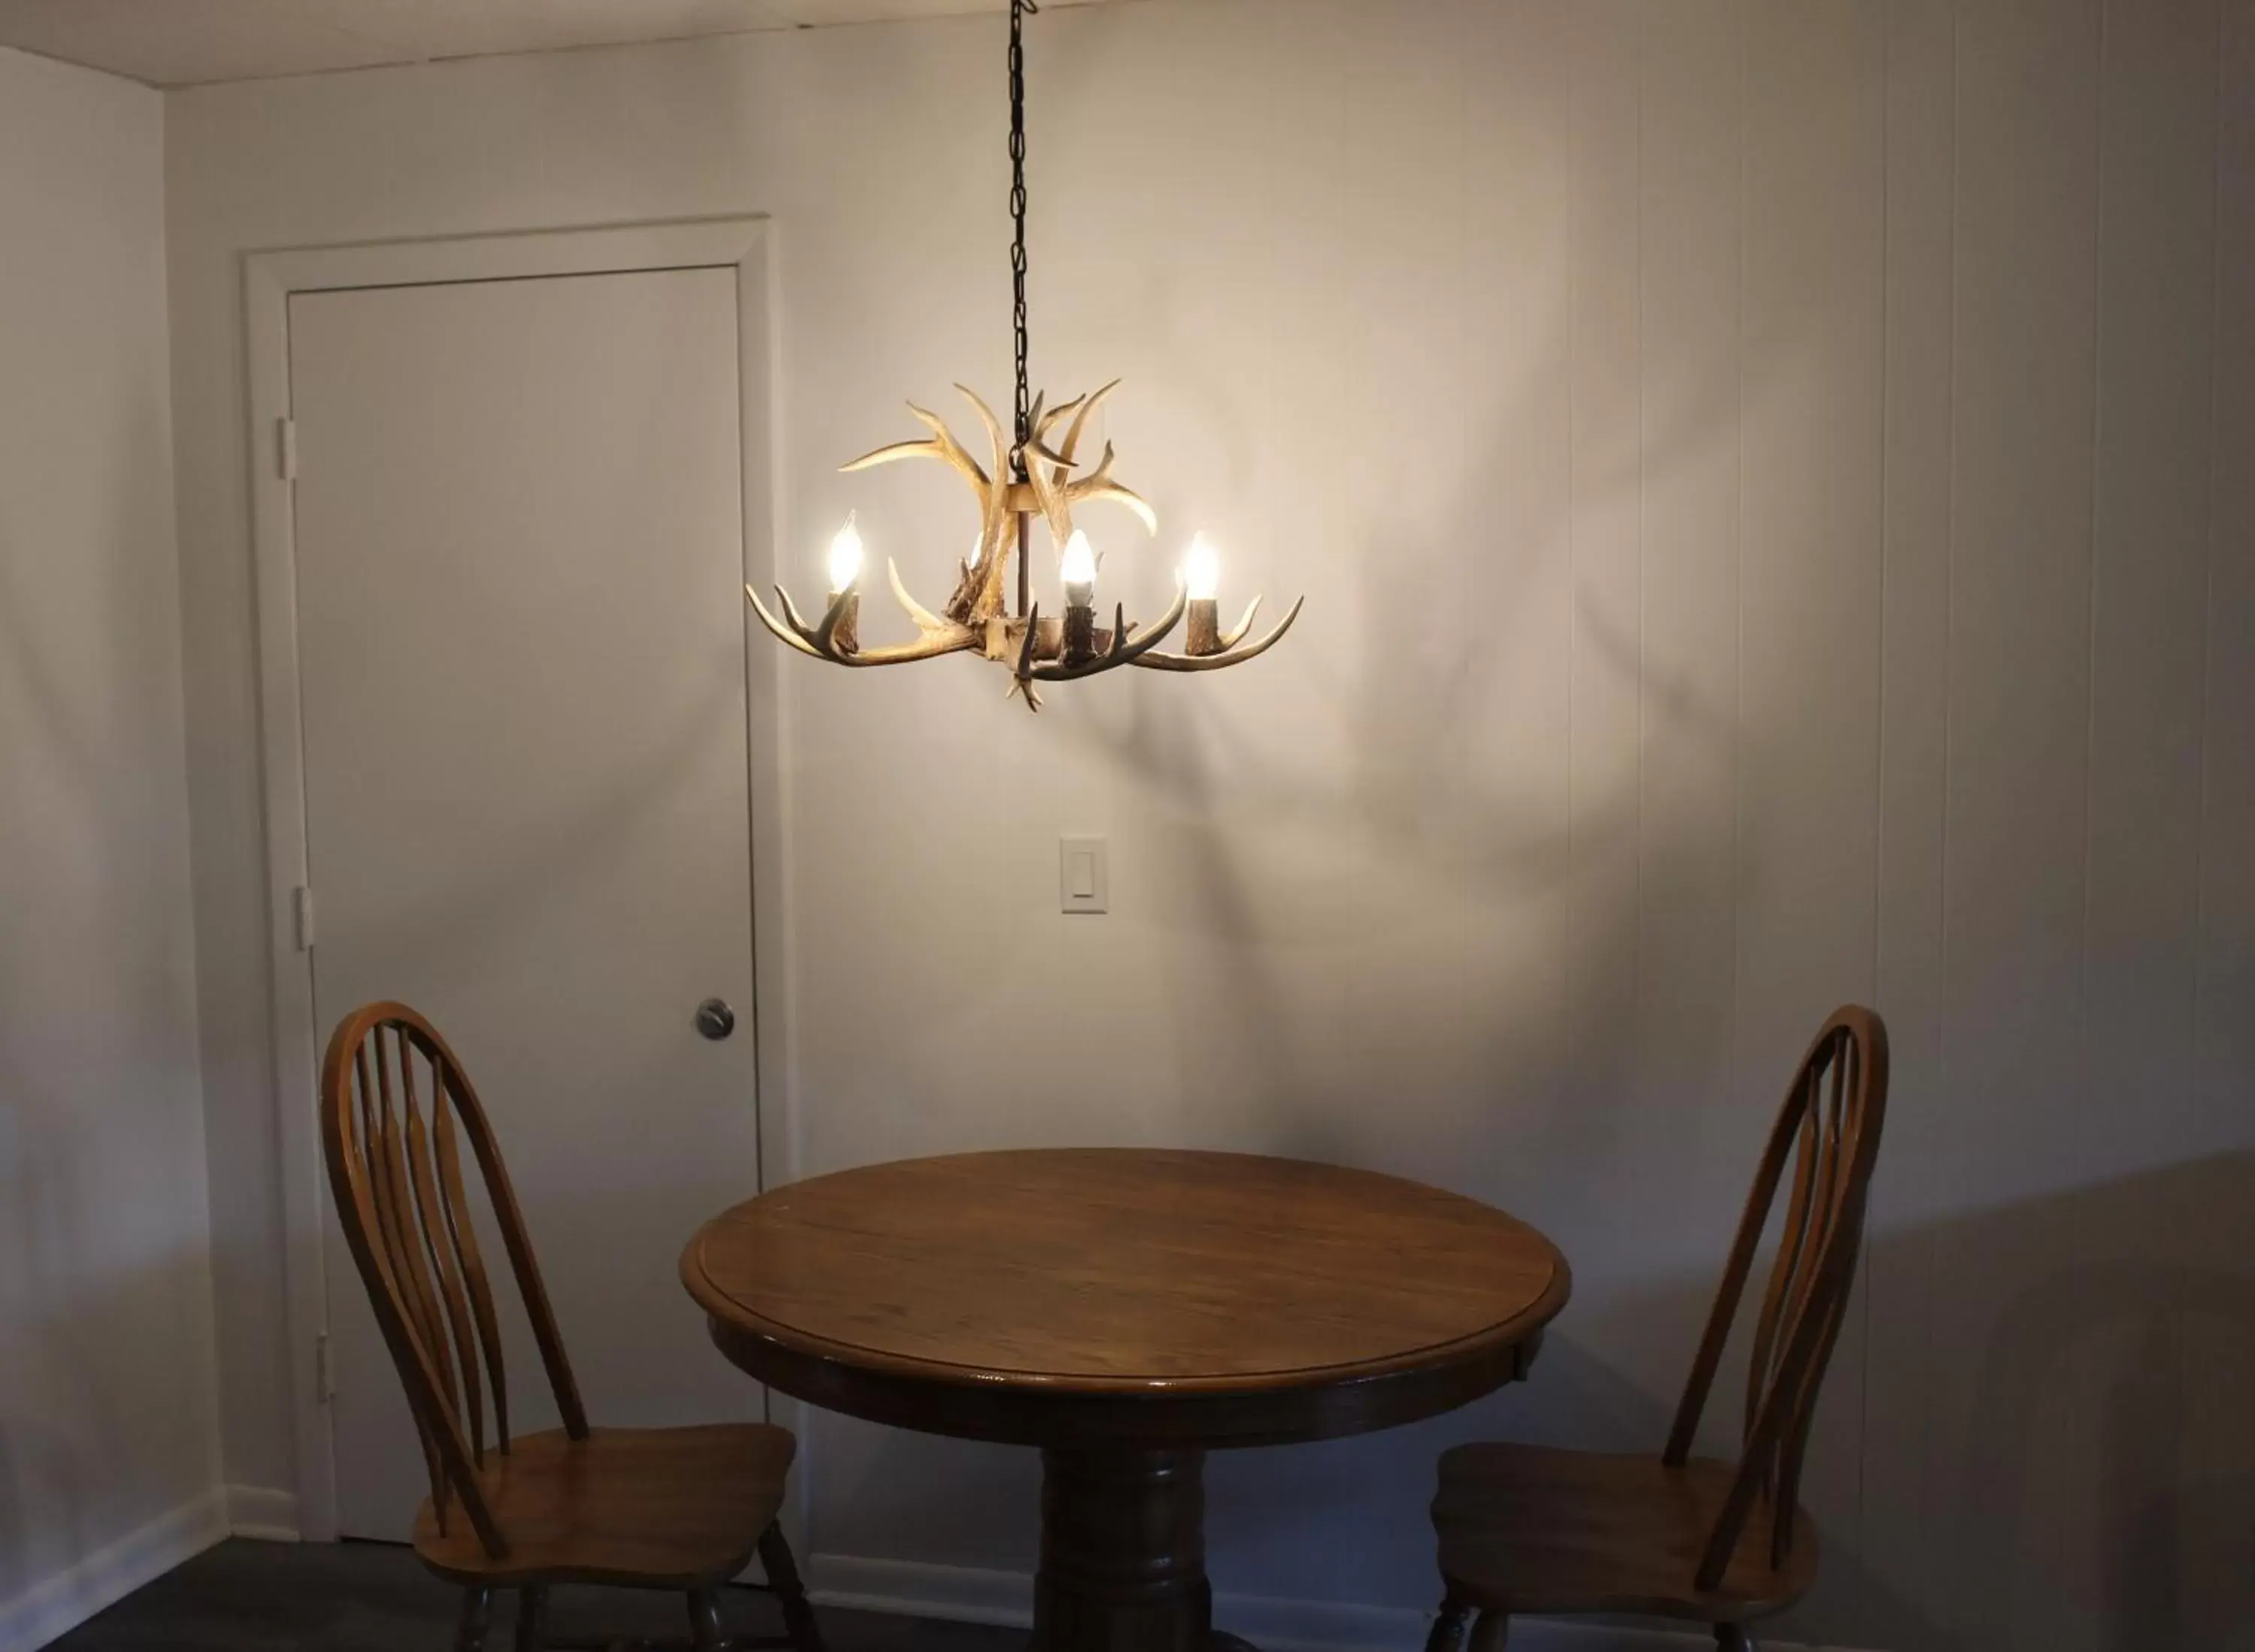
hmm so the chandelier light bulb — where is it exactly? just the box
[1061,529,1097,601]
[1182,534,1221,601]
[827,514,864,594]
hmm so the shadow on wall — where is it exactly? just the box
[1023,186,1769,1172]
[1408,1148,2250,1652]
[1851,1149,2255,1652]
[913,222,1862,1625]
[1205,1150,2255,1652]
[1515,1150,2255,1651]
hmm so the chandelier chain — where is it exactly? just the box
[1008,0,1037,478]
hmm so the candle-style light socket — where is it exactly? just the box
[1185,598,1223,656]
[828,588,861,655]
[1061,600,1097,665]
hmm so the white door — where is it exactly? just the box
[288,267,766,1540]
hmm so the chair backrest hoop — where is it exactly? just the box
[1662,1005,1889,1593]
[319,1001,589,1557]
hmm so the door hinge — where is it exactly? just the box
[315,1331,336,1404]
[277,416,298,482]
[293,885,316,952]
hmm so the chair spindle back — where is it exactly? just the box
[1662,1005,1889,1592]
[320,1002,588,1558]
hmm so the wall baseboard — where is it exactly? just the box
[223,1484,301,1543]
[807,1554,1875,1652]
[0,1489,228,1652]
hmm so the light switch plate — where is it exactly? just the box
[1060,836,1108,914]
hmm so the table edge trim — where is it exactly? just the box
[680,1232,1572,1397]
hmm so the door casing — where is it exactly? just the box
[243,219,802,1548]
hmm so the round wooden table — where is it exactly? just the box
[681,1148,1569,1652]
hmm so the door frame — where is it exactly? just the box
[244,219,803,1545]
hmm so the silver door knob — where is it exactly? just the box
[695,998,737,1041]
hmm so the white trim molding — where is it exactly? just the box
[811,1554,1034,1629]
[0,1491,228,1652]
[223,1484,301,1543]
[805,1555,1881,1652]
[241,216,791,1546]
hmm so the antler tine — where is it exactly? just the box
[1131,594,1306,672]
[1031,582,1189,681]
[1219,595,1262,649]
[845,628,981,666]
[1054,379,1118,469]
[840,437,945,474]
[1024,435,1078,546]
[746,585,823,658]
[773,583,819,637]
[1079,484,1158,534]
[1006,604,1045,711]
[910,402,992,488]
[1072,442,1118,487]
[954,385,1010,482]
[840,401,984,489]
[1036,391,1087,444]
[1019,383,1123,549]
[1064,441,1158,535]
[888,558,952,634]
[940,386,1020,619]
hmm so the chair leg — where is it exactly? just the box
[513,1585,547,1652]
[1467,1610,1509,1652]
[688,1589,726,1651]
[758,1522,824,1652]
[455,1587,493,1652]
[1424,1595,1472,1652]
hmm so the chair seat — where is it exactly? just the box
[414,1423,795,1590]
[1431,1442,1818,1623]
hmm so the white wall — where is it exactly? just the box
[0,42,225,1652]
[162,3,2255,1649]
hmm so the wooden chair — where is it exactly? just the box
[1424,1006,1889,1652]
[321,1002,823,1652]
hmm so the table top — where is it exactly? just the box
[681,1148,1569,1449]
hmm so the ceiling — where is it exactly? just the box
[0,0,1109,88]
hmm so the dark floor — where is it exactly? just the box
[51,1539,1023,1652]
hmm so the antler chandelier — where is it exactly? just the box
[748,0,1302,711]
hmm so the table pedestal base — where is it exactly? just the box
[1034,1448,1228,1652]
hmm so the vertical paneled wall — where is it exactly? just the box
[161,3,2255,1647]
[0,41,219,1647]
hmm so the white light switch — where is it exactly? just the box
[1060,837,1108,914]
